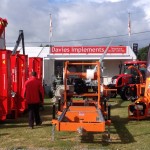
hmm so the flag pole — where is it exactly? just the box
[128,12,131,47]
[49,14,53,52]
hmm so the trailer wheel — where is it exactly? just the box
[120,86,131,100]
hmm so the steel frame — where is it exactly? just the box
[52,61,111,139]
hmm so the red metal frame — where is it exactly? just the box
[10,54,28,118]
[0,50,12,120]
[0,18,7,37]
[124,60,147,65]
[28,57,43,82]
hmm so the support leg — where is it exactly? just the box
[51,124,55,141]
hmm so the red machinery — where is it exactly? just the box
[108,60,147,100]
[10,30,28,118]
[10,54,28,118]
[28,57,43,82]
[52,61,111,140]
[0,20,34,120]
[0,18,7,37]
[0,50,12,120]
[128,47,150,120]
[0,18,10,121]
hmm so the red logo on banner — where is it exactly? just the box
[50,46,126,54]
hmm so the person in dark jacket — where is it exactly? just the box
[22,71,44,129]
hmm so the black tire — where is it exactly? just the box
[120,86,131,100]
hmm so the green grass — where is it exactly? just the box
[0,97,150,149]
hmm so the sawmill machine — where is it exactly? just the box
[52,61,111,140]
[128,46,150,120]
[51,41,114,141]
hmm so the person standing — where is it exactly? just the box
[22,71,44,129]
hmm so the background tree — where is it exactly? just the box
[137,45,149,61]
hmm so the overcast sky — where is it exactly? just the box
[1,0,150,48]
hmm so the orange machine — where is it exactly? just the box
[128,46,150,120]
[124,65,146,101]
[52,61,111,140]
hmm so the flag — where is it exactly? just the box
[49,14,52,42]
[128,13,131,36]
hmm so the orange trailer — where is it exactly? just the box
[52,61,111,140]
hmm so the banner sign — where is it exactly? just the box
[50,46,126,54]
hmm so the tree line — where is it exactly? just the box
[137,45,150,61]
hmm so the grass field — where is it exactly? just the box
[0,97,150,150]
